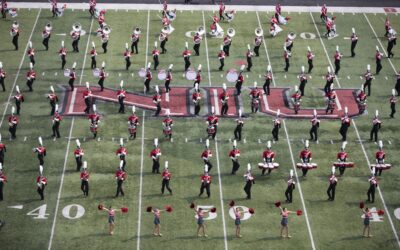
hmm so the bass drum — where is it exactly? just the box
[158,69,167,80]
[138,68,146,78]
[92,68,100,77]
[63,69,70,77]
[226,69,238,83]
[185,69,196,81]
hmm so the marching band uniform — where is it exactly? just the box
[89,0,96,17]
[309,114,320,142]
[350,29,358,57]
[339,113,351,141]
[194,68,201,87]
[153,91,161,117]
[285,176,295,203]
[357,89,367,115]
[324,69,335,94]
[159,32,168,54]
[88,111,100,139]
[262,146,275,175]
[201,146,213,172]
[165,67,172,93]
[363,69,373,96]
[199,172,211,198]
[34,146,46,166]
[131,29,140,54]
[375,48,383,75]
[292,89,302,114]
[101,31,109,54]
[299,147,312,177]
[218,46,225,71]
[26,66,36,92]
[152,44,160,70]
[337,147,348,176]
[59,42,67,70]
[223,35,232,56]
[11,21,19,50]
[219,2,225,21]
[1,0,7,19]
[325,88,336,114]
[71,29,80,52]
[74,145,84,171]
[27,43,35,66]
[183,46,191,72]
[219,87,229,116]
[264,69,272,95]
[90,44,97,69]
[144,67,152,93]
[0,168,6,201]
[396,74,400,96]
[272,113,281,141]
[192,87,201,115]
[83,86,92,114]
[128,109,139,139]
[250,86,261,113]
[0,63,6,91]
[69,66,76,91]
[150,144,161,174]
[116,145,127,171]
[243,168,255,199]
[98,65,106,91]
[80,167,89,196]
[384,17,390,37]
[161,166,172,195]
[387,29,396,58]
[246,46,254,72]
[162,115,173,140]
[124,47,131,70]
[234,116,244,141]
[390,93,397,118]
[98,12,105,29]
[52,111,62,138]
[0,141,6,164]
[367,175,377,203]
[285,36,294,52]
[375,148,385,176]
[254,35,262,57]
[299,70,307,96]
[327,173,338,201]
[193,32,202,56]
[51,0,58,17]
[284,49,290,72]
[8,113,18,139]
[36,172,47,200]
[229,144,241,175]
[115,169,126,197]
[334,48,342,75]
[207,112,218,139]
[370,113,381,142]
[235,71,244,96]
[117,87,126,114]
[307,48,314,73]
[13,89,24,115]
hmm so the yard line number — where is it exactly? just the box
[27,204,85,220]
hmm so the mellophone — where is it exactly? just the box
[296,163,318,169]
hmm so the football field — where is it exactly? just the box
[0,3,399,250]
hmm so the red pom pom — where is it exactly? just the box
[190,203,195,209]
[296,209,303,216]
[248,208,255,214]
[377,209,385,216]
[275,201,281,207]
[165,205,173,213]
[146,206,152,213]
[210,207,217,213]
[121,207,128,213]
[359,202,365,209]
[98,204,104,210]
[229,200,235,207]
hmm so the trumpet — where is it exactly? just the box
[227,27,236,37]
[197,26,205,36]
[72,23,82,32]
[255,27,263,37]
[133,27,141,35]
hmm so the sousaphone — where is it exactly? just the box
[255,27,263,37]
[197,26,205,36]
[133,27,141,35]
[72,23,82,32]
[227,27,236,37]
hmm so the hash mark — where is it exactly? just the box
[112,137,115,141]
[24,136,27,141]
[55,72,58,76]
[97,137,101,141]
[258,139,261,144]
[185,138,188,143]
[330,140,334,144]
[309,76,312,79]
[385,76,388,80]
[243,138,246,143]
[284,75,287,79]
[171,138,173,142]
[388,140,392,145]
[200,138,202,143]
[347,76,350,79]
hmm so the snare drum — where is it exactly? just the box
[92,68,100,77]
[138,68,146,78]
[64,69,71,77]
[185,70,196,81]
[226,69,238,83]
[158,70,167,80]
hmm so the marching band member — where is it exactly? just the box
[225,10,236,23]
[250,82,261,113]
[357,85,367,115]
[117,80,126,113]
[59,40,67,70]
[285,170,295,203]
[201,139,213,172]
[165,64,173,93]
[220,83,229,116]
[27,41,35,66]
[384,17,390,37]
[336,141,350,176]
[131,27,140,54]
[396,74,400,96]
[285,32,295,52]
[272,109,281,141]
[153,85,161,117]
[0,62,6,91]
[234,109,244,141]
[339,107,351,141]
[150,138,162,174]
[193,32,202,56]
[52,105,62,138]
[116,138,127,171]
[74,139,84,171]
[375,46,383,75]
[159,30,168,54]
[325,16,335,37]
[80,161,89,196]
[235,65,245,96]
[390,89,397,118]
[370,110,381,142]
[10,21,19,50]
[144,63,152,93]
[283,48,290,72]
[229,140,241,175]
[162,109,173,140]
[298,66,307,96]
[199,165,211,198]
[183,42,191,72]
[306,46,314,73]
[123,43,132,70]
[254,28,263,57]
[98,61,106,91]
[90,42,97,69]
[206,106,218,139]
[115,161,126,197]
[152,42,160,70]
[161,161,172,195]
[327,167,338,201]
[299,140,313,177]
[219,2,225,21]
[350,28,358,57]
[1,0,7,19]
[0,135,6,164]
[223,31,233,56]
[367,168,378,203]
[13,85,24,115]
[0,164,6,201]
[375,141,386,176]
[194,64,202,87]
[387,27,396,58]
[51,0,58,17]
[69,62,77,91]
[83,82,92,114]
[260,141,277,175]
[309,109,320,142]
[88,104,100,138]
[218,45,225,71]
[292,86,301,114]
[98,10,106,29]
[71,24,81,52]
[324,66,335,94]
[363,64,374,96]
[128,106,139,139]
[193,83,201,115]
[89,0,96,17]
[8,107,18,139]
[320,4,327,22]
[325,84,336,114]
[243,164,255,199]
[334,45,342,75]
[26,63,36,92]
[34,137,46,166]
[36,165,47,200]
[246,44,254,72]
[264,65,272,95]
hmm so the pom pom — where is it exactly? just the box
[359,202,365,209]
[275,201,281,207]
[248,208,255,214]
[296,209,303,216]
[121,207,128,213]
[229,200,235,207]
[165,205,173,213]
[146,206,152,212]
[377,209,384,216]
[210,207,217,213]
[98,204,104,210]
[190,203,195,209]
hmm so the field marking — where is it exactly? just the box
[0,9,41,128]
[202,11,212,87]
[214,137,228,250]
[256,11,316,250]
[363,13,398,74]
[213,89,220,115]
[48,17,94,250]
[136,9,150,250]
[309,12,342,111]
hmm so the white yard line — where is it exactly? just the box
[48,17,94,250]
[202,11,212,87]
[363,13,398,74]
[256,11,316,250]
[213,89,220,115]
[136,9,150,250]
[0,9,41,128]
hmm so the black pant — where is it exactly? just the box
[254,46,260,57]
[43,37,50,51]
[221,103,228,116]
[272,126,279,141]
[299,82,306,96]
[89,7,95,17]
[396,81,400,96]
[12,35,19,50]
[125,58,131,70]
[219,58,224,71]
[26,79,34,91]
[69,79,75,91]
[244,180,253,199]
[387,40,395,58]
[308,59,313,73]
[76,157,82,171]
[284,58,289,72]
[84,99,91,114]
[351,41,357,57]
[327,183,336,200]
[116,180,124,197]
[144,79,150,93]
[364,79,372,96]
[309,126,318,141]
[263,81,270,95]
[161,179,172,194]
[247,58,252,71]
[339,166,346,176]
[285,186,294,203]
[0,78,5,91]
[37,186,45,200]
[324,82,331,94]
[61,55,66,70]
[153,56,159,70]
[251,101,259,113]
[52,122,60,138]
[184,58,191,71]
[231,160,240,174]
[131,41,139,54]
[199,183,210,197]
[155,103,161,116]
[235,82,242,96]
[376,60,382,75]
[0,182,3,201]
[160,40,167,53]
[0,153,4,164]
[390,103,396,118]
[234,126,242,141]
[339,126,348,141]
[194,104,200,115]
[367,185,375,203]
[81,180,89,196]
[193,43,200,56]
[98,78,104,91]
[165,80,171,93]
[15,100,21,115]
[370,127,379,142]
[72,39,79,52]
[262,167,272,175]
[204,160,213,172]
[91,57,97,69]
[9,125,17,139]
[334,60,340,75]
[223,44,230,56]
[102,42,108,53]
[152,160,160,173]
[38,155,45,166]
[29,55,35,66]
[302,168,309,177]
[118,97,125,113]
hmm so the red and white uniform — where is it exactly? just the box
[153,93,161,105]
[212,15,219,24]
[337,151,348,162]
[321,5,327,18]
[182,49,191,58]
[52,113,62,123]
[263,149,275,163]
[275,4,281,15]
[229,148,241,161]
[162,170,171,180]
[80,170,89,181]
[117,89,126,99]
[89,0,96,9]
[292,92,301,101]
[35,146,46,157]
[69,70,76,80]
[357,91,367,102]
[27,48,35,57]
[250,88,261,99]
[219,3,225,17]
[341,116,351,126]
[59,47,67,57]
[150,148,161,161]
[8,115,19,127]
[300,149,312,163]
[201,149,212,161]
[195,71,201,83]
[88,113,100,132]
[0,172,6,184]
[218,50,225,60]
[375,150,385,164]
[74,148,84,159]
[166,71,172,82]
[146,70,152,81]
[98,15,105,26]
[71,31,80,41]
[284,50,290,60]
[254,36,262,46]
[334,51,342,61]
[131,33,139,43]
[219,91,229,105]
[192,91,201,104]
[36,176,47,187]
[116,147,127,158]
[162,17,170,26]
[14,93,24,102]
[201,174,211,184]
[128,114,139,134]
[307,51,314,60]
[223,36,232,46]
[162,117,173,135]
[90,48,97,58]
[26,70,36,81]
[152,48,160,57]
[0,68,6,79]
[124,50,131,59]
[207,115,218,126]
[115,170,126,181]
[193,34,202,44]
